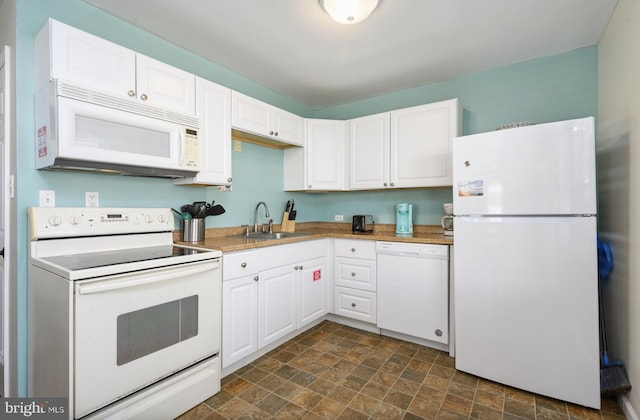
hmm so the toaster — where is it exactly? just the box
[352,215,374,232]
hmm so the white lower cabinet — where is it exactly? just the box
[222,250,259,368]
[297,257,328,327]
[333,239,377,323]
[258,265,297,348]
[334,286,377,323]
[222,240,327,370]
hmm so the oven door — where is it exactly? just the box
[73,259,220,418]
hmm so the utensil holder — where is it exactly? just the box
[182,218,205,242]
[281,212,295,232]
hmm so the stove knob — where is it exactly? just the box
[69,216,80,225]
[144,215,153,223]
[48,216,62,226]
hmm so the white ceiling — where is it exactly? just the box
[85,0,618,110]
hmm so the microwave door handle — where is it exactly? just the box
[77,260,220,295]
[178,127,184,166]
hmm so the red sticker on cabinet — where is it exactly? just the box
[313,270,321,281]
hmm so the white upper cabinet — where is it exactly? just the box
[36,19,196,116]
[284,119,348,191]
[231,91,304,146]
[390,99,460,188]
[174,78,232,186]
[135,54,196,115]
[349,112,391,190]
[349,99,461,190]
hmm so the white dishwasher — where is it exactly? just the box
[376,241,449,346]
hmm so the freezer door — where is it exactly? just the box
[454,216,600,409]
[453,117,596,215]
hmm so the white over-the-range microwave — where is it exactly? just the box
[35,79,201,178]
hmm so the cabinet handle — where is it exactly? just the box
[127,90,136,97]
[390,182,395,187]
[228,177,232,182]
[254,275,259,281]
[294,266,299,270]
[383,182,388,187]
[241,262,247,268]
[351,248,356,252]
[269,130,274,135]
[140,93,148,101]
[274,131,279,136]
[351,303,356,307]
[435,329,443,337]
[299,265,303,269]
[351,272,356,277]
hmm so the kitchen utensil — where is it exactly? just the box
[190,201,207,218]
[206,204,226,217]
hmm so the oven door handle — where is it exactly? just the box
[77,260,220,295]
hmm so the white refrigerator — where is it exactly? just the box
[452,117,600,409]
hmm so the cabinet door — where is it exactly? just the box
[222,275,258,368]
[258,265,297,349]
[174,78,232,186]
[272,108,303,146]
[136,54,196,115]
[297,257,327,328]
[306,119,347,190]
[390,99,460,188]
[334,257,376,291]
[349,113,390,190]
[231,92,271,137]
[44,19,136,96]
[334,286,377,323]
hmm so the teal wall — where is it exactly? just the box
[14,0,598,394]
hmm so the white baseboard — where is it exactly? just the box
[619,394,639,420]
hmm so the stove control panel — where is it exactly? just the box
[28,207,174,240]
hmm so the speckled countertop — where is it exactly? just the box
[175,222,453,253]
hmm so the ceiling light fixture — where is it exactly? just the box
[319,0,380,24]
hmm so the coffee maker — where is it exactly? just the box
[396,203,413,236]
[441,203,453,236]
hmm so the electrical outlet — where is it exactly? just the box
[39,190,55,207]
[334,214,344,222]
[85,192,99,207]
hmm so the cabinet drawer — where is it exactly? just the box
[334,239,376,260]
[223,250,259,280]
[334,286,377,323]
[335,257,376,291]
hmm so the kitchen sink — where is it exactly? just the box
[228,232,312,241]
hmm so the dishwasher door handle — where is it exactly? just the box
[399,252,420,257]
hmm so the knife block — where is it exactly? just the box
[281,211,295,232]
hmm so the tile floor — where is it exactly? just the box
[177,321,626,419]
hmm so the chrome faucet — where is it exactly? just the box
[254,201,270,233]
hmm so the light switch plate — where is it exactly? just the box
[39,190,55,207]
